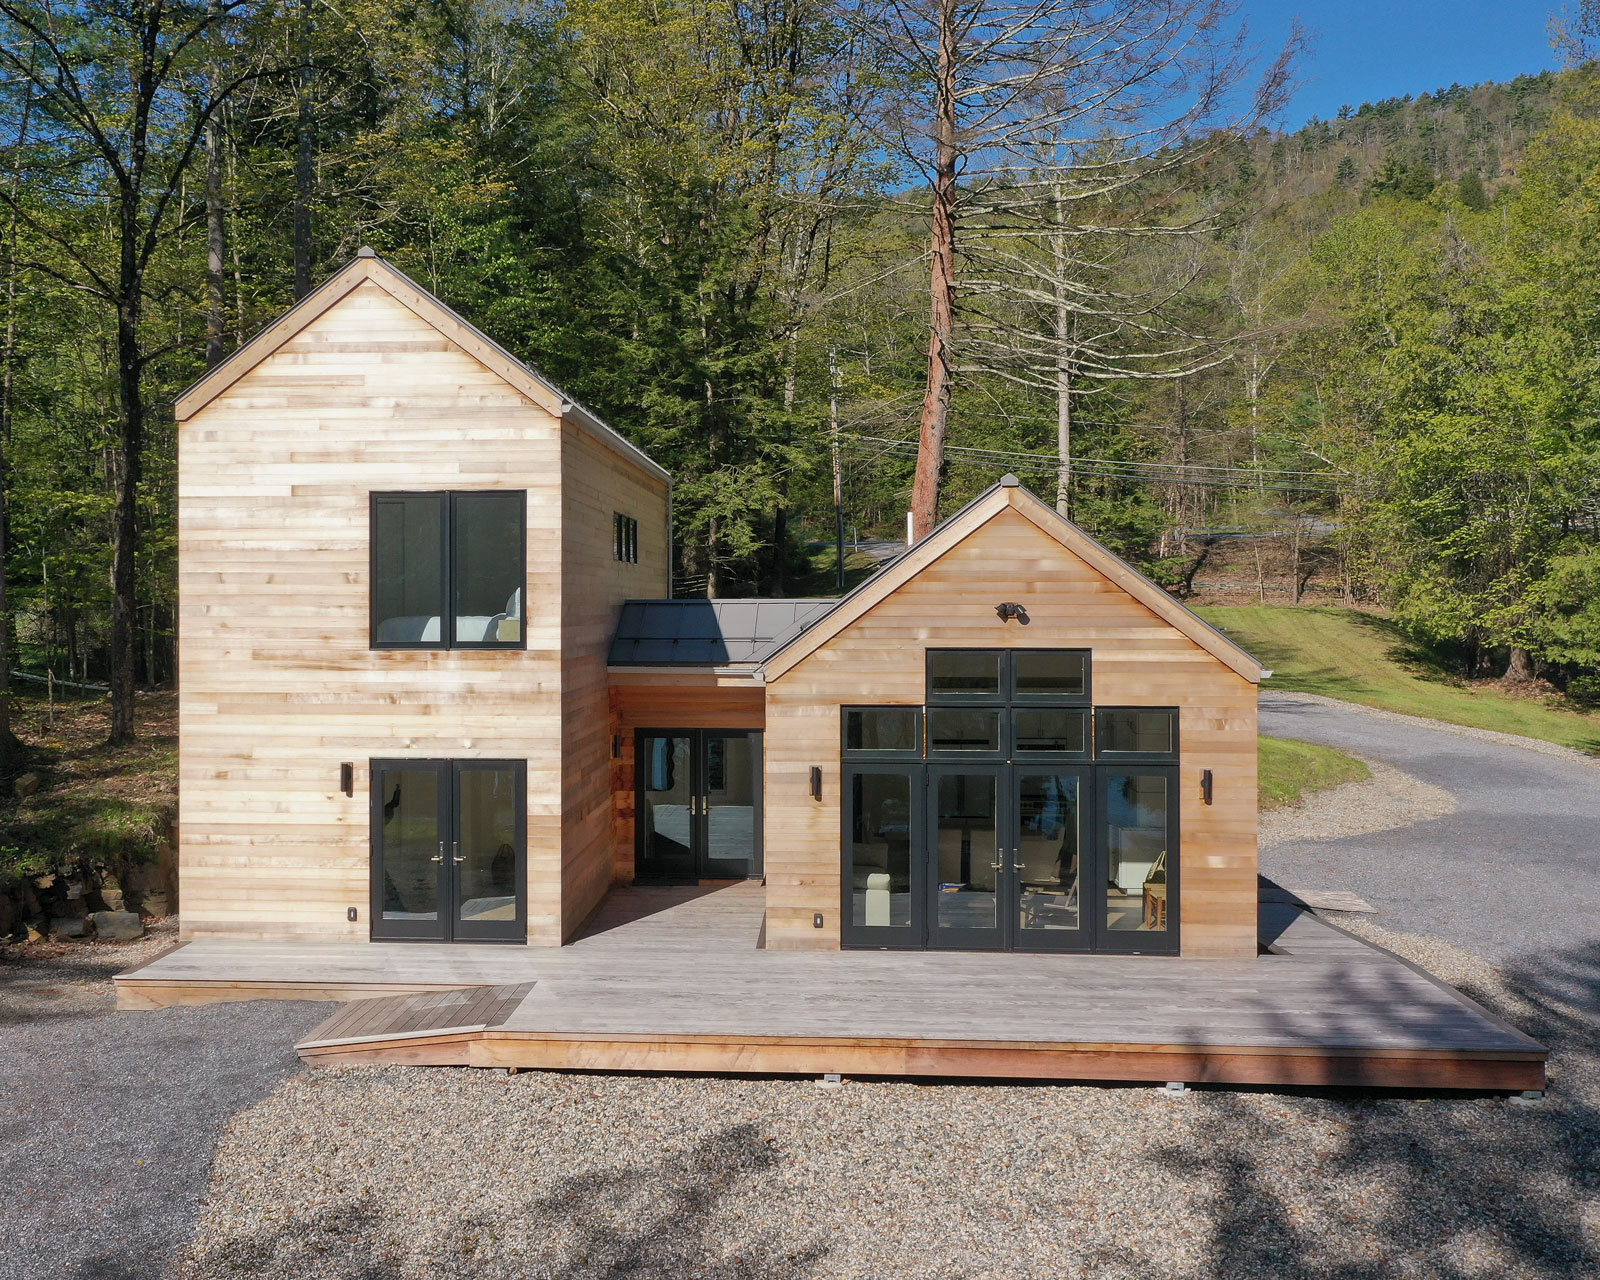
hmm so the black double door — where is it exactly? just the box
[370,759,526,942]
[843,763,1177,953]
[636,730,764,882]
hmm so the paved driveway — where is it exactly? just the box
[1259,693,1600,965]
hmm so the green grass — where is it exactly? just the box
[1259,735,1370,810]
[786,541,887,597]
[1199,605,1600,754]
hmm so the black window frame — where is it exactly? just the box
[925,648,1092,707]
[1011,706,1091,761]
[370,490,528,652]
[1093,706,1180,761]
[841,706,924,759]
[614,512,639,564]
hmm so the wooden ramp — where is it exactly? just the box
[297,983,533,1067]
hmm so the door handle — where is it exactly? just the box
[432,841,444,865]
[452,839,464,865]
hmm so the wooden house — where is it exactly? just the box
[177,251,1261,959]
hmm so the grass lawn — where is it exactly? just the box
[1200,604,1600,755]
[1258,735,1369,810]
[1,690,176,882]
[784,541,887,597]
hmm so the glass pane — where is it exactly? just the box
[935,773,997,929]
[641,735,694,872]
[927,708,1001,753]
[849,772,914,927]
[1100,710,1175,755]
[376,767,440,920]
[1017,774,1081,932]
[1015,651,1086,698]
[372,496,444,645]
[456,767,519,922]
[1105,774,1170,932]
[704,735,757,875]
[453,492,524,645]
[1014,709,1086,754]
[845,707,919,753]
[928,650,1001,698]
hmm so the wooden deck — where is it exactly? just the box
[117,883,1546,1091]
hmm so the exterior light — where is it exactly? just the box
[810,766,823,800]
[340,762,354,796]
[995,602,1028,623]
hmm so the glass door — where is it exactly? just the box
[636,730,764,882]
[1011,766,1090,952]
[370,759,526,943]
[1095,766,1178,953]
[841,764,923,947]
[926,765,1005,950]
[700,732,762,878]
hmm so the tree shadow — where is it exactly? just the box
[181,1120,832,1279]
[1161,934,1600,1278]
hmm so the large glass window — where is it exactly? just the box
[1013,650,1088,701]
[844,707,921,754]
[927,650,1003,700]
[849,771,915,928]
[1013,708,1087,755]
[371,492,526,649]
[1097,709,1176,756]
[927,708,1002,754]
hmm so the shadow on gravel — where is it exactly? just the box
[183,1121,831,1279]
[1168,939,1600,1278]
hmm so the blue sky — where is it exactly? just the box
[1241,1,1564,128]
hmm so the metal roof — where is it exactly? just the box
[608,598,838,666]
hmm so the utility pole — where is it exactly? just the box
[830,347,845,590]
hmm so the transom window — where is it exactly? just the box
[370,491,526,650]
[844,649,1175,762]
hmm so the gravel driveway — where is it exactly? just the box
[1260,693,1600,965]
[0,933,328,1280]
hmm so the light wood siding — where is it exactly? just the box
[606,679,766,882]
[178,281,571,941]
[762,507,1258,958]
[559,429,671,938]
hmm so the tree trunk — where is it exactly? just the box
[0,74,32,767]
[909,0,957,542]
[293,0,315,300]
[1052,184,1072,518]
[205,0,227,366]
[108,285,144,744]
[1505,646,1535,683]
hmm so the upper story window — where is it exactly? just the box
[614,513,638,564]
[926,649,1090,706]
[370,491,526,649]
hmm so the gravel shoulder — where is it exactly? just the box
[0,931,329,1280]
[180,920,1600,1280]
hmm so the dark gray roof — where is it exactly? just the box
[608,598,838,666]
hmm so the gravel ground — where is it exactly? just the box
[180,917,1599,1280]
[0,930,329,1280]
[1260,755,1457,848]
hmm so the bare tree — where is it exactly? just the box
[848,0,1294,535]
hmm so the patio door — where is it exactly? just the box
[370,759,526,943]
[636,730,763,882]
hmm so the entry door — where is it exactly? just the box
[636,730,763,881]
[926,765,1005,949]
[370,759,526,943]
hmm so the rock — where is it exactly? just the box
[138,893,171,918]
[24,917,46,943]
[88,911,144,941]
[49,917,88,939]
[12,771,41,799]
[32,872,56,891]
[100,887,126,911]
[64,878,85,901]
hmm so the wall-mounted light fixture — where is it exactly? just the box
[340,762,354,797]
[810,766,823,801]
[995,602,1029,624]
[1201,769,1214,805]
[612,734,623,759]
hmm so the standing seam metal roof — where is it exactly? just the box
[607,599,838,666]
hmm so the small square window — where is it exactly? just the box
[1098,709,1176,756]
[928,650,1002,700]
[1013,650,1088,701]
[927,708,1002,754]
[614,513,639,564]
[1014,709,1087,754]
[844,707,921,754]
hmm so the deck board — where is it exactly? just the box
[118,883,1544,1089]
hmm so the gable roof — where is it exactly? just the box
[609,599,836,666]
[172,248,670,484]
[759,477,1264,684]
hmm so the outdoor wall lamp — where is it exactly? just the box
[810,766,823,800]
[1201,769,1214,805]
[995,602,1028,623]
[340,762,354,797]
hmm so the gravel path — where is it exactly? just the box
[0,930,328,1280]
[1260,754,1456,848]
[1260,692,1600,964]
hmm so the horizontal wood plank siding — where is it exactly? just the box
[762,506,1258,957]
[179,281,568,942]
[560,426,672,937]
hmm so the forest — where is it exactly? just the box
[3,0,1600,756]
